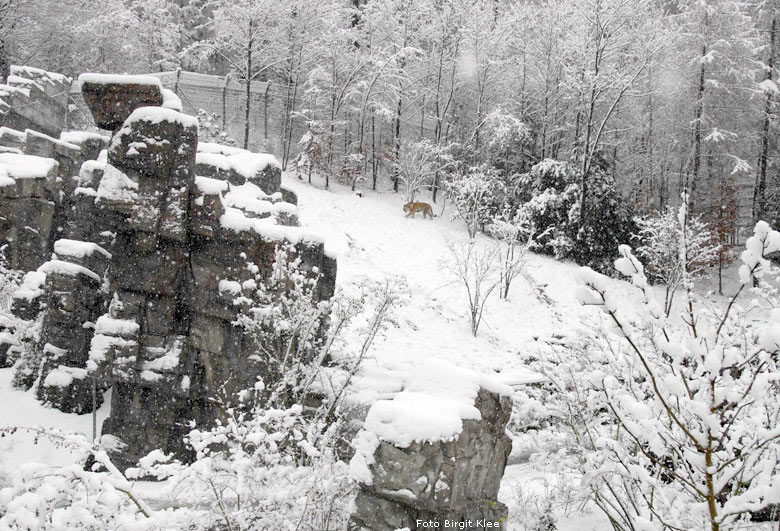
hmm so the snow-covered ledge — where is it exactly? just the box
[348,359,513,531]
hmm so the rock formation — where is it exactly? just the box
[348,360,513,531]
[0,68,336,471]
[0,66,70,138]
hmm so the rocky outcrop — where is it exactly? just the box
[0,66,70,138]
[74,75,335,471]
[0,128,109,278]
[86,104,200,469]
[0,66,111,273]
[35,242,111,413]
[348,360,513,531]
[1,69,337,473]
[0,151,58,272]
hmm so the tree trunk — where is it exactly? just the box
[393,95,402,193]
[371,115,377,191]
[282,73,295,168]
[754,16,776,222]
[222,74,230,131]
[541,90,549,159]
[288,76,300,163]
[327,54,338,169]
[579,105,592,227]
[690,41,707,214]
[0,37,9,83]
[646,67,655,210]
[432,53,444,203]
[243,33,253,150]
[419,95,425,138]
[432,44,456,204]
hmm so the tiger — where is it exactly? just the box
[403,201,434,219]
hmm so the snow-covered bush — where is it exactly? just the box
[487,210,528,300]
[130,403,355,531]
[447,165,505,239]
[342,152,365,192]
[514,159,580,259]
[0,416,354,530]
[633,195,719,315]
[571,161,634,273]
[509,488,560,531]
[292,118,328,183]
[534,220,780,531]
[233,242,332,410]
[196,109,237,146]
[10,315,43,390]
[0,429,159,530]
[0,246,21,313]
[515,158,632,273]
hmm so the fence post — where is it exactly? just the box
[174,68,181,96]
[263,82,270,141]
[223,73,230,131]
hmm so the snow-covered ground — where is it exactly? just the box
[281,173,658,531]
[0,369,111,486]
[0,170,750,530]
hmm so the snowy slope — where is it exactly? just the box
[283,174,619,530]
[0,369,111,485]
[1,170,725,530]
[283,173,633,384]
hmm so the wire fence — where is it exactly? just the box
[69,70,436,179]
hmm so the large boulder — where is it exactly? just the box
[195,149,282,195]
[348,360,513,531]
[0,152,59,271]
[9,66,71,108]
[109,106,198,242]
[78,74,164,132]
[59,132,110,168]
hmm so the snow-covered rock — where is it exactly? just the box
[78,73,164,131]
[348,359,513,530]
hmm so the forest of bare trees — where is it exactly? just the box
[3,0,779,241]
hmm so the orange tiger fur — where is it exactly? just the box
[403,201,434,219]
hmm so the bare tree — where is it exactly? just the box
[184,0,288,149]
[488,212,528,300]
[395,139,451,202]
[565,0,661,228]
[444,239,500,336]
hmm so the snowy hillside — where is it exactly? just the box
[280,174,615,530]
[1,166,777,530]
[4,0,780,527]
